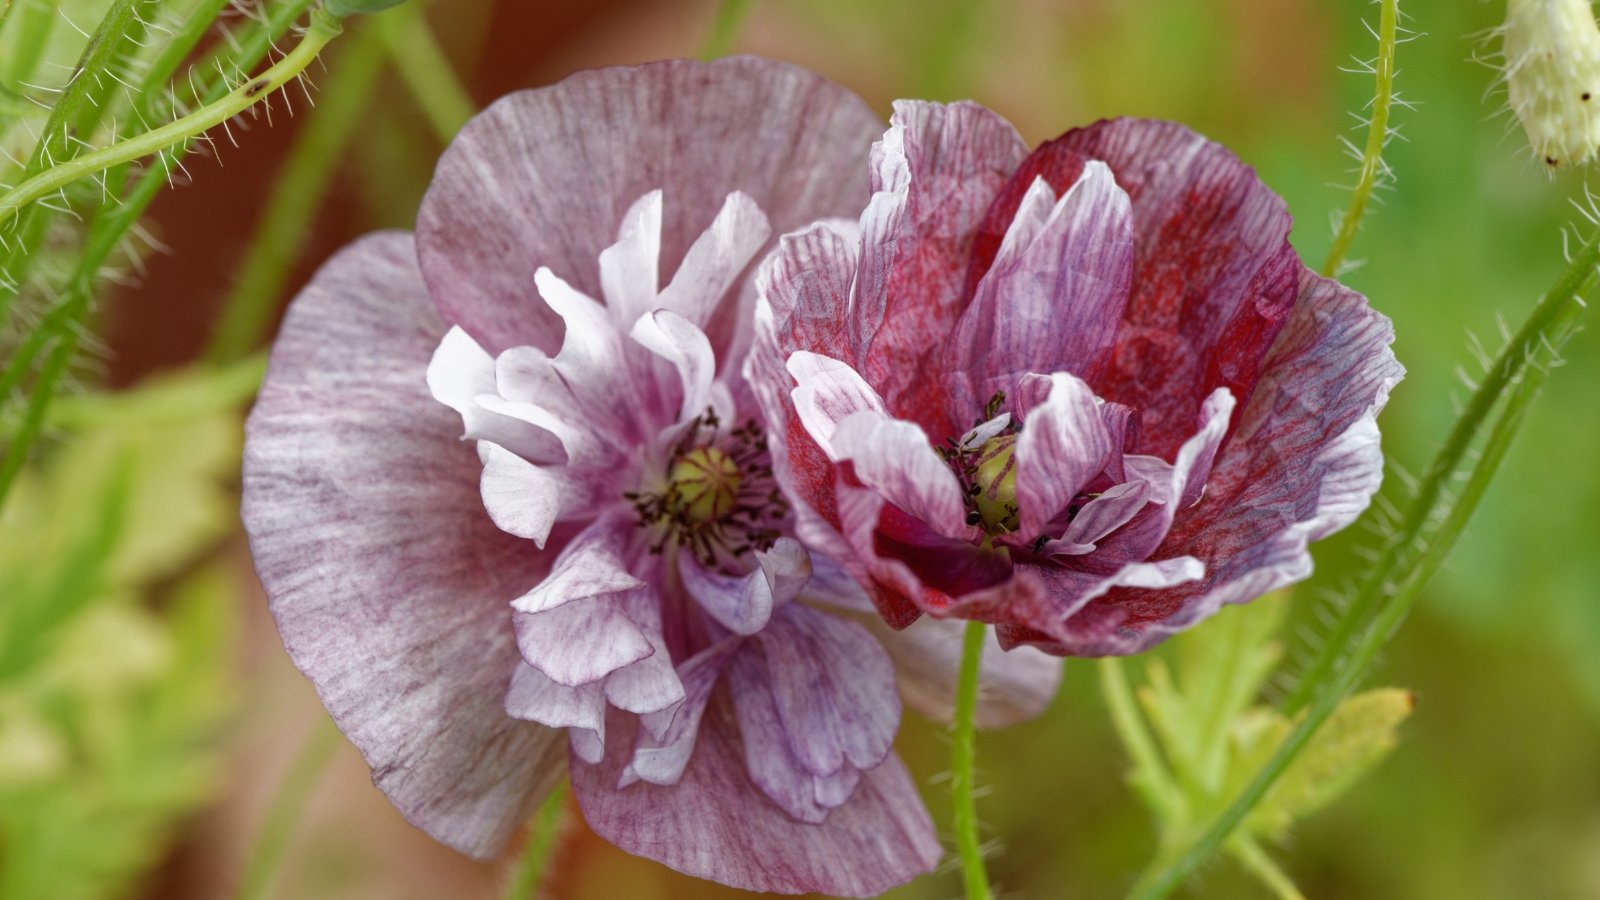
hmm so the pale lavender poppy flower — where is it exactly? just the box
[242,61,1058,896]
[748,102,1404,656]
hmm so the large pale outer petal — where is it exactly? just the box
[1036,270,1403,655]
[242,234,565,857]
[416,57,883,356]
[571,705,941,897]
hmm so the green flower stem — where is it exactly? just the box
[699,0,757,60]
[206,20,388,364]
[1320,0,1398,277]
[236,717,342,900]
[1,0,55,88]
[1286,227,1600,715]
[0,9,344,229]
[376,4,475,143]
[1129,232,1600,900]
[1099,658,1183,821]
[133,0,236,123]
[503,781,570,900]
[952,619,993,900]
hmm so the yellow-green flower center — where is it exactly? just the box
[971,434,1020,534]
[667,446,742,523]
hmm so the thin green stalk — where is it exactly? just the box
[376,4,475,143]
[1,0,55,88]
[206,21,388,363]
[1129,236,1600,900]
[1099,658,1183,820]
[699,0,757,60]
[236,718,342,900]
[502,782,570,900]
[952,620,993,900]
[1228,837,1306,900]
[1320,0,1398,277]
[0,10,344,226]
[1286,228,1600,714]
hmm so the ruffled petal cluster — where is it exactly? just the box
[749,102,1404,656]
[244,61,1061,897]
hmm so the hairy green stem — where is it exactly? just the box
[236,718,342,900]
[952,620,993,900]
[0,10,343,226]
[1321,0,1398,277]
[206,21,388,363]
[503,782,570,900]
[1287,228,1600,714]
[1130,231,1600,899]
[699,0,757,59]
[377,4,475,142]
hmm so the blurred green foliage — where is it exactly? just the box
[0,369,240,900]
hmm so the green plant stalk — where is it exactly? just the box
[133,0,236,124]
[206,21,388,364]
[0,10,344,227]
[0,0,147,325]
[1228,836,1306,900]
[0,6,333,508]
[376,4,475,143]
[1286,228,1600,715]
[235,718,342,900]
[1,0,55,88]
[1099,657,1183,820]
[1128,242,1600,900]
[1321,0,1397,277]
[952,619,993,900]
[503,781,570,900]
[699,0,757,60]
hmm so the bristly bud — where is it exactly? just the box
[1502,0,1600,169]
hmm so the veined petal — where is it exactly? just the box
[954,162,1134,400]
[830,410,971,538]
[1015,372,1117,536]
[478,443,592,547]
[657,190,773,330]
[787,351,887,458]
[514,598,654,688]
[425,326,564,462]
[630,309,715,422]
[572,706,940,897]
[509,516,642,616]
[416,58,882,355]
[622,638,738,788]
[242,233,562,858]
[597,190,663,328]
[870,616,1064,729]
[678,537,810,635]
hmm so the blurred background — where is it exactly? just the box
[3,0,1599,897]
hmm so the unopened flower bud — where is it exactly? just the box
[1503,0,1600,168]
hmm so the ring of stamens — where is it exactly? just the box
[937,392,1022,538]
[625,408,789,572]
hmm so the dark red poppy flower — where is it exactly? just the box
[748,102,1403,656]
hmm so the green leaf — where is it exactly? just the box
[1247,688,1415,839]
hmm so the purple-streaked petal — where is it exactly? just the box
[1057,119,1301,459]
[1054,479,1150,550]
[478,443,592,548]
[728,648,856,823]
[953,162,1134,401]
[623,638,739,787]
[755,222,863,366]
[629,309,715,422]
[854,100,1028,430]
[786,351,887,458]
[514,597,654,687]
[505,662,606,763]
[679,537,810,635]
[1015,372,1116,536]
[425,326,564,462]
[572,706,940,897]
[597,190,663,328]
[242,233,562,857]
[750,604,901,778]
[417,58,882,355]
[831,411,972,539]
[1067,270,1402,654]
[868,616,1064,729]
[657,190,772,330]
[509,516,642,616]
[490,348,630,465]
